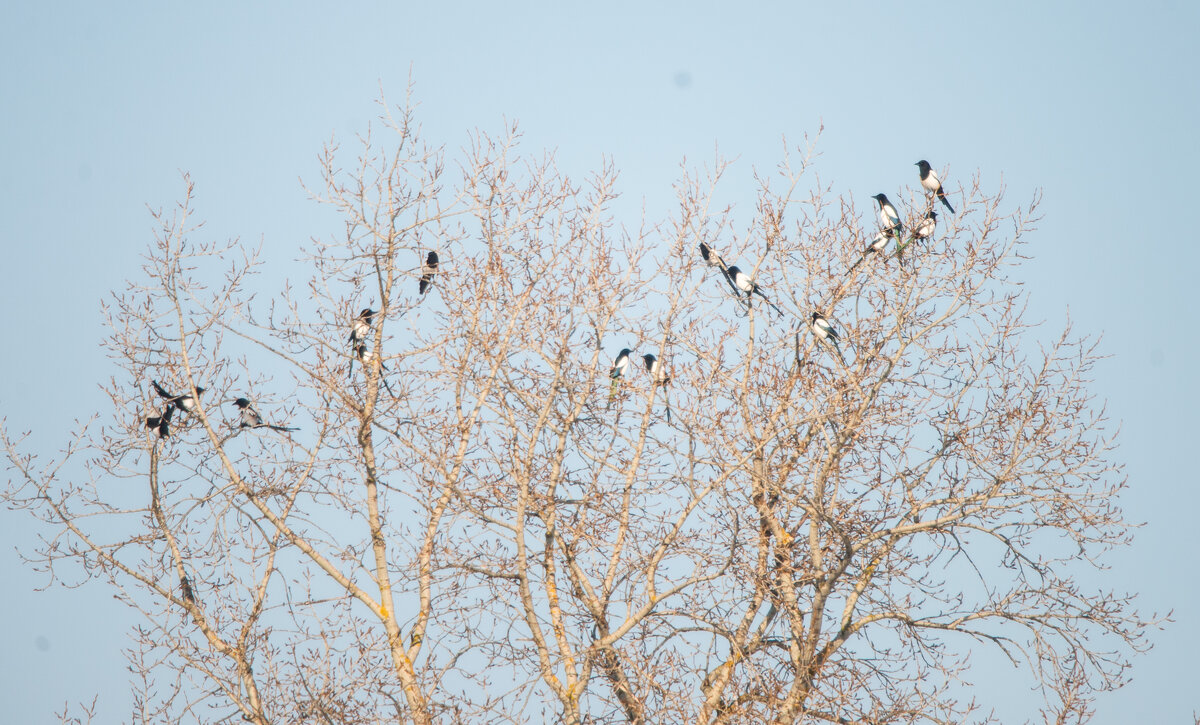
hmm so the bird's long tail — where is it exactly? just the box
[718,267,740,297]
[268,424,300,433]
[380,375,396,398]
[833,341,847,366]
[755,290,785,317]
[938,192,955,214]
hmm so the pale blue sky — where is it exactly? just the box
[2,2,1195,722]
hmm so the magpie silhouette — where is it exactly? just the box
[419,251,439,295]
[145,404,174,439]
[355,343,396,396]
[608,348,632,408]
[642,353,672,422]
[897,210,937,264]
[347,308,377,379]
[234,398,299,432]
[349,308,375,345]
[811,311,846,365]
[871,194,903,238]
[725,265,785,316]
[698,242,740,296]
[847,229,896,274]
[152,380,204,414]
[916,160,955,213]
[180,575,196,605]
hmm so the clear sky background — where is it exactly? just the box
[1,2,1195,722]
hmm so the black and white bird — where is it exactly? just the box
[642,353,672,422]
[180,575,196,605]
[608,347,632,407]
[419,251,439,295]
[698,242,740,296]
[354,344,396,396]
[641,353,670,386]
[847,229,895,274]
[152,380,204,414]
[916,160,955,214]
[871,194,903,237]
[725,265,784,316]
[233,398,299,432]
[897,211,937,263]
[811,311,846,365]
[911,210,937,241]
[145,404,174,439]
[349,308,376,345]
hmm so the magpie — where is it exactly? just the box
[233,398,299,432]
[847,229,895,274]
[897,210,937,263]
[811,311,846,365]
[642,353,672,422]
[152,380,204,414]
[145,404,174,439]
[871,194,903,238]
[916,160,955,213]
[910,210,937,241]
[698,242,740,296]
[608,347,632,408]
[419,251,439,295]
[354,343,397,396]
[725,265,784,316]
[180,575,196,605]
[347,308,377,380]
[349,308,375,345]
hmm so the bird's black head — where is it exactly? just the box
[359,308,375,319]
[698,242,711,261]
[195,386,206,395]
[618,348,632,357]
[234,398,250,408]
[871,193,887,203]
[642,353,656,366]
[426,251,439,266]
[928,211,938,220]
[726,265,741,277]
[916,160,931,172]
[811,311,823,322]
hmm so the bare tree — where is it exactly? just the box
[2,97,1156,724]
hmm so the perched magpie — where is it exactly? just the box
[233,398,299,432]
[641,354,671,385]
[180,575,196,605]
[608,347,632,407]
[916,160,955,214]
[871,194,903,237]
[419,251,439,295]
[911,210,937,241]
[811,311,846,365]
[847,229,895,274]
[725,265,785,316]
[152,380,204,414]
[642,353,672,422]
[354,343,396,396]
[145,404,174,439]
[349,308,376,345]
[897,210,937,263]
[698,242,740,296]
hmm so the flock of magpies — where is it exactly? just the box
[143,252,440,439]
[145,161,952,440]
[606,160,955,406]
